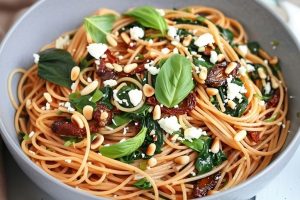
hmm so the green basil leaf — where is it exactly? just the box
[100,86,113,109]
[133,178,152,189]
[19,132,29,141]
[247,41,260,55]
[38,48,76,88]
[110,113,131,128]
[99,127,147,158]
[84,14,116,43]
[193,58,214,69]
[195,155,213,174]
[91,89,103,103]
[217,25,234,44]
[69,92,96,112]
[155,54,194,107]
[63,136,81,147]
[126,6,168,35]
[182,136,211,156]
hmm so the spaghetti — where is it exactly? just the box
[9,5,288,200]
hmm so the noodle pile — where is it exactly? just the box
[9,6,288,200]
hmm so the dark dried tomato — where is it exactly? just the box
[206,61,239,87]
[193,172,221,198]
[93,104,113,127]
[266,89,280,109]
[96,50,117,81]
[249,131,260,143]
[51,120,86,138]
[203,46,213,56]
[88,120,100,133]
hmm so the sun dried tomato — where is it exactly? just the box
[51,120,86,138]
[96,50,117,81]
[266,89,280,109]
[206,61,239,87]
[93,104,113,127]
[193,172,221,198]
[249,131,260,143]
[203,46,213,56]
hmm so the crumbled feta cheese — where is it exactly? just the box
[87,43,108,59]
[55,35,70,49]
[119,138,126,143]
[29,131,35,138]
[158,116,181,134]
[113,89,123,104]
[148,39,154,44]
[156,9,165,16]
[129,42,135,47]
[103,79,117,87]
[33,53,40,64]
[173,48,179,54]
[238,45,248,56]
[239,66,247,76]
[104,144,110,147]
[64,159,72,163]
[161,48,170,55]
[167,26,178,39]
[194,33,215,48]
[130,27,144,40]
[71,82,76,90]
[210,51,218,64]
[58,102,65,106]
[184,127,206,141]
[190,172,196,176]
[226,77,247,100]
[246,64,255,72]
[171,40,179,46]
[144,61,160,75]
[87,77,92,83]
[123,127,129,135]
[95,60,100,65]
[29,150,36,155]
[264,82,271,94]
[259,100,265,106]
[101,54,107,58]
[45,102,51,110]
[282,124,286,128]
[128,89,143,106]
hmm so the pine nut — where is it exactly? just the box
[70,66,80,81]
[148,157,157,167]
[83,105,93,120]
[225,62,237,74]
[106,34,118,47]
[257,68,267,79]
[174,155,190,165]
[227,100,236,109]
[146,143,156,156]
[149,51,158,58]
[153,105,161,120]
[199,67,207,80]
[71,114,84,129]
[26,99,31,109]
[211,138,220,154]
[100,111,108,120]
[113,63,123,72]
[206,88,219,96]
[269,56,278,65]
[86,33,93,43]
[81,80,98,96]
[91,134,104,150]
[143,84,155,97]
[234,130,247,142]
[105,63,114,69]
[120,32,131,44]
[271,77,279,89]
[183,35,192,46]
[124,63,138,73]
[43,92,52,103]
[217,54,225,62]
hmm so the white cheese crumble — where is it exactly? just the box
[64,159,72,164]
[158,116,181,134]
[45,102,51,110]
[129,26,144,41]
[184,127,206,142]
[156,9,165,16]
[259,100,265,106]
[194,33,215,48]
[246,64,255,72]
[128,89,143,106]
[144,61,160,75]
[210,51,218,64]
[161,48,170,55]
[71,82,76,90]
[123,127,129,135]
[33,53,40,64]
[87,43,108,59]
[167,26,178,40]
[55,35,70,49]
[264,82,271,94]
[113,89,123,104]
[87,77,92,83]
[173,47,179,54]
[29,131,35,138]
[238,45,248,56]
[226,76,247,100]
[239,66,247,76]
[103,79,117,87]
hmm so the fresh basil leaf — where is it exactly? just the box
[212,151,227,166]
[119,150,144,163]
[99,127,147,158]
[38,48,76,88]
[247,41,260,55]
[217,25,234,44]
[193,58,214,69]
[133,178,152,189]
[111,113,131,128]
[69,91,98,112]
[100,86,113,109]
[126,6,168,35]
[63,136,81,147]
[195,154,213,174]
[91,89,103,103]
[182,136,209,153]
[84,14,116,43]
[155,54,194,107]
[19,132,29,141]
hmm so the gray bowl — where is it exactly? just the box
[0,0,299,199]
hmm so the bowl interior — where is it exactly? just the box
[0,0,300,200]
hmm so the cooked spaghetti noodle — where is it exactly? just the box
[9,6,288,200]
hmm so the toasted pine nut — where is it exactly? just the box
[257,68,267,79]
[148,157,157,167]
[70,66,80,81]
[26,99,31,109]
[83,105,93,120]
[183,35,192,46]
[174,155,190,165]
[106,34,118,47]
[71,114,84,128]
[207,190,219,195]
[120,32,131,44]
[271,77,279,89]
[81,80,98,95]
[234,130,247,142]
[149,51,158,58]
[199,67,207,80]
[113,63,123,72]
[146,143,156,156]
[143,84,155,97]
[86,33,93,43]
[227,100,236,109]
[43,92,52,103]
[153,105,161,120]
[206,88,219,96]
[91,134,104,150]
[269,56,278,65]
[124,63,138,73]
[225,62,238,74]
[100,111,109,120]
[105,63,114,69]
[217,54,225,62]
[211,138,220,154]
